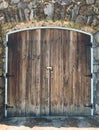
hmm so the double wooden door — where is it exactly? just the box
[7,28,91,116]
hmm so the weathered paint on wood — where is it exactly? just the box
[7,28,91,116]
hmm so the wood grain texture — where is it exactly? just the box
[8,29,91,116]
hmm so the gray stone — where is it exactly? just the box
[61,7,65,19]
[93,65,99,73]
[30,9,34,20]
[96,0,99,4]
[78,120,91,127]
[59,0,70,5]
[87,16,93,25]
[18,9,24,21]
[79,5,94,16]
[94,47,99,61]
[0,37,2,42]
[94,32,99,44]
[0,0,8,10]
[91,18,98,26]
[96,104,99,114]
[15,14,19,22]
[0,68,3,76]
[76,15,87,24]
[86,0,95,5]
[0,47,2,55]
[18,2,26,9]
[0,79,4,88]
[96,15,99,19]
[0,94,3,104]
[24,8,30,21]
[96,92,99,99]
[28,2,33,9]
[0,16,4,22]
[96,83,99,97]
[44,3,54,19]
[11,0,20,4]
[67,4,74,14]
[93,5,99,15]
[71,5,79,21]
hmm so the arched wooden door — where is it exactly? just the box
[7,28,91,117]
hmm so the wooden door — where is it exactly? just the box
[50,29,91,115]
[7,28,91,116]
[8,30,42,116]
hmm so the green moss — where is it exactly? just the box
[1,20,97,38]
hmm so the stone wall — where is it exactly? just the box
[93,32,99,115]
[0,0,99,27]
[0,25,5,120]
[0,0,99,119]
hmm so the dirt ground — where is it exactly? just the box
[0,116,99,130]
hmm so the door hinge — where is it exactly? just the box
[84,103,94,109]
[85,73,92,78]
[6,73,14,78]
[86,43,92,48]
[5,104,13,109]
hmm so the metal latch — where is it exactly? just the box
[46,67,53,71]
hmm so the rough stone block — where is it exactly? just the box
[95,74,99,82]
[86,0,95,5]
[94,47,99,61]
[96,88,99,98]
[96,0,99,4]
[0,94,4,105]
[11,0,20,4]
[76,15,87,24]
[0,79,4,88]
[94,32,99,44]
[0,0,8,10]
[71,5,79,21]
[93,65,99,73]
[96,104,99,114]
[44,3,54,19]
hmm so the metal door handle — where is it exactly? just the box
[46,67,53,71]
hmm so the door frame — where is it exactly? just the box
[5,26,94,117]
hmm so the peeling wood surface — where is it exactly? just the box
[7,29,91,116]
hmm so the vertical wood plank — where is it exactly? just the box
[19,31,27,116]
[25,30,41,116]
[35,29,41,116]
[50,29,64,115]
[62,30,70,114]
[41,29,49,115]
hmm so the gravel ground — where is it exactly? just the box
[0,116,99,130]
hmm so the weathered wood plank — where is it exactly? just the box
[62,30,70,114]
[50,29,64,115]
[25,30,41,116]
[40,29,49,115]
[19,31,27,116]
